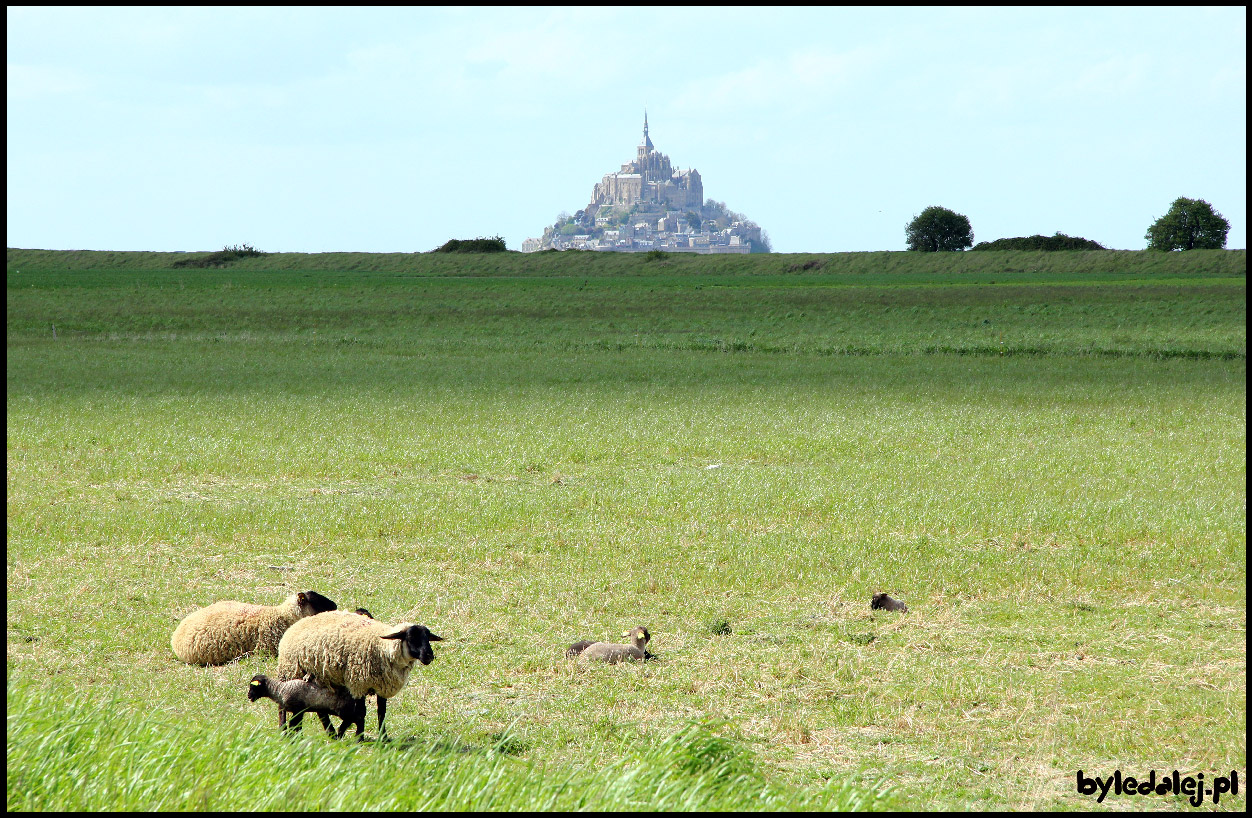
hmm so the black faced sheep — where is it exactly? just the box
[171,590,338,666]
[276,610,442,740]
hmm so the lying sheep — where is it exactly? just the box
[171,590,338,666]
[569,626,651,664]
[247,673,360,738]
[276,610,443,739]
[870,592,908,613]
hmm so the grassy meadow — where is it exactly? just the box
[6,247,1246,810]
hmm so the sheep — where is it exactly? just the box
[569,626,651,664]
[171,590,338,666]
[566,634,656,660]
[247,673,360,738]
[254,608,378,740]
[276,610,443,740]
[870,592,908,613]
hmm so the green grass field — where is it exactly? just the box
[7,248,1246,810]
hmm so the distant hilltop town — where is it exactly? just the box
[523,114,770,254]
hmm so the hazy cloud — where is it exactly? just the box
[673,46,886,115]
[6,64,92,100]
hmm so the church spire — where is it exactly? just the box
[642,109,653,151]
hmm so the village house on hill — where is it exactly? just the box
[524,114,766,254]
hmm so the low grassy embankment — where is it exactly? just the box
[6,248,1246,810]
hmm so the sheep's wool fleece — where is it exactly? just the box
[580,642,645,664]
[277,611,419,700]
[263,678,354,713]
[171,594,303,666]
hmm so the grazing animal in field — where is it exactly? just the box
[870,592,908,613]
[276,609,442,740]
[569,626,652,664]
[247,673,359,737]
[171,590,338,666]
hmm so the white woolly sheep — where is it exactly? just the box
[569,626,652,664]
[247,673,361,737]
[276,610,443,739]
[171,590,338,666]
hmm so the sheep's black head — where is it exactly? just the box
[247,674,269,702]
[382,624,444,665]
[621,626,651,647]
[297,591,338,616]
[353,607,374,619]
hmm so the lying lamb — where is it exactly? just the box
[870,592,908,613]
[568,626,652,664]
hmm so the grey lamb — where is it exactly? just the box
[247,673,360,738]
[569,626,652,664]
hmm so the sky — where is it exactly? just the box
[7,6,1246,253]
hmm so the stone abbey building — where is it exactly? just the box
[524,114,764,254]
[590,112,703,212]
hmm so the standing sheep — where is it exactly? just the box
[171,590,337,666]
[276,610,443,739]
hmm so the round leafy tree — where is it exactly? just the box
[906,206,973,252]
[1145,197,1230,251]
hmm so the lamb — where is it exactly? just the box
[870,592,908,613]
[247,673,360,738]
[276,610,443,740]
[171,590,338,666]
[569,626,651,664]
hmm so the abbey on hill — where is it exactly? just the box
[523,114,769,253]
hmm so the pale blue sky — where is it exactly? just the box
[7,6,1246,253]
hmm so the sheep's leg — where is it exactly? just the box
[317,712,335,736]
[289,709,306,732]
[377,697,388,741]
[278,707,289,732]
[355,697,367,741]
[335,699,363,740]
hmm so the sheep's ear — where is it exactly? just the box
[250,679,261,687]
[380,629,407,640]
[297,592,308,604]
[621,630,632,637]
[427,632,443,642]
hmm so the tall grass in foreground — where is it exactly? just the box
[6,684,885,811]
